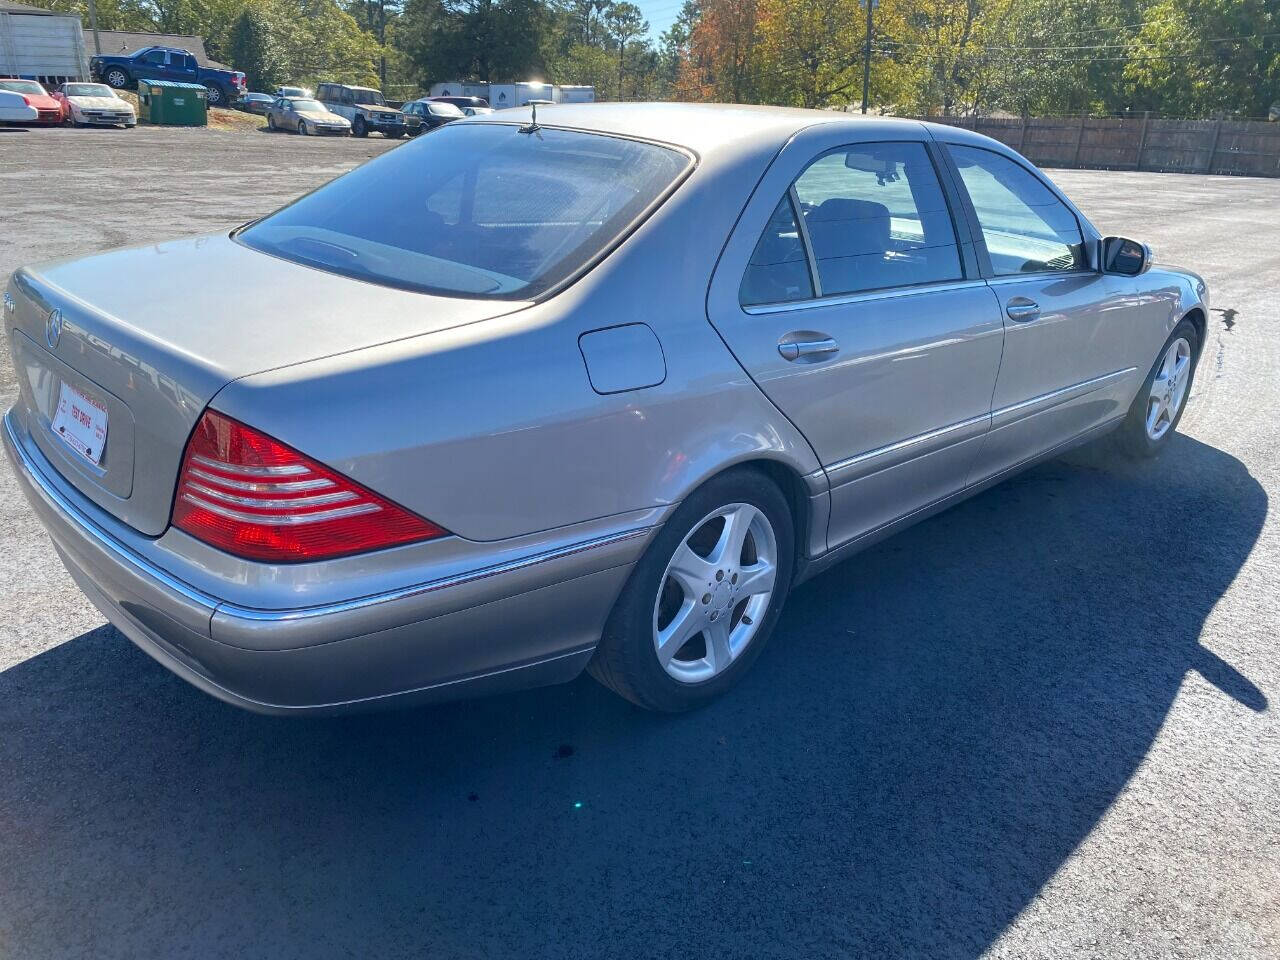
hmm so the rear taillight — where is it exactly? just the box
[172,410,446,562]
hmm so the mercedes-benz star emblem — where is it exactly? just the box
[45,308,63,349]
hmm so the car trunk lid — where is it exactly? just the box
[6,233,529,535]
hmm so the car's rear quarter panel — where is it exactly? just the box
[208,137,825,545]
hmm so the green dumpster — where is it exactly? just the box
[137,79,208,126]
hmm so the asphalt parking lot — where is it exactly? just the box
[1,125,1277,959]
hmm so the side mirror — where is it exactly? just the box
[1102,236,1152,276]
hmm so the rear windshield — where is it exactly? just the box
[238,124,691,299]
[428,101,464,117]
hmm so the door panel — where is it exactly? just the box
[976,272,1137,480]
[943,143,1139,481]
[708,129,1004,551]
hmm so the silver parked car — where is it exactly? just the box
[266,95,350,136]
[2,105,1207,714]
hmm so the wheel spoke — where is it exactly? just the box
[736,559,776,598]
[710,505,757,567]
[1146,395,1165,435]
[656,599,703,667]
[667,542,718,597]
[704,618,733,672]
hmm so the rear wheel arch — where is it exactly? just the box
[670,458,812,586]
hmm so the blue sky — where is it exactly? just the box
[635,0,686,40]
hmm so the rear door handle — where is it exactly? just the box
[778,336,840,362]
[1005,297,1040,322]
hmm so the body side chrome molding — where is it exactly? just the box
[5,412,649,625]
[988,366,1136,424]
[822,366,1137,480]
[826,410,990,477]
[217,528,649,622]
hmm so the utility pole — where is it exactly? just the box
[86,0,101,56]
[860,0,875,114]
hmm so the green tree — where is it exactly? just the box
[226,5,284,88]
[604,1,646,95]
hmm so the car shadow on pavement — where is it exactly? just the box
[0,434,1267,960]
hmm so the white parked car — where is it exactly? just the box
[0,88,38,123]
[53,82,136,128]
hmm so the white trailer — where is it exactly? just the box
[428,80,593,110]
[0,0,87,84]
[556,85,596,105]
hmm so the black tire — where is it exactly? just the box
[352,116,368,138]
[298,120,310,136]
[1113,317,1200,459]
[267,114,276,131]
[104,68,129,89]
[204,84,224,107]
[588,468,795,712]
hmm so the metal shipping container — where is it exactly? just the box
[137,78,206,125]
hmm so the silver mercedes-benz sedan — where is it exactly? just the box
[3,104,1207,714]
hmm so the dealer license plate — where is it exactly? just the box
[51,381,108,465]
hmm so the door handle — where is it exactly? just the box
[1005,297,1040,322]
[778,336,840,362]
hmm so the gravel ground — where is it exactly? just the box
[0,126,1276,959]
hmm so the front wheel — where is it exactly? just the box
[352,116,367,137]
[589,469,795,711]
[1113,317,1200,458]
[267,114,276,131]
[298,120,310,136]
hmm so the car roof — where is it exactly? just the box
[463,101,938,158]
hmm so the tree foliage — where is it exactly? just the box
[24,0,1279,112]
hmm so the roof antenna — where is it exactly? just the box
[519,100,541,135]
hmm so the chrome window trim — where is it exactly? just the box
[5,412,649,625]
[742,277,989,316]
[789,183,822,298]
[985,270,1097,286]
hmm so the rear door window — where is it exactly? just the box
[948,145,1087,275]
[238,124,692,299]
[791,142,962,297]
[740,195,813,306]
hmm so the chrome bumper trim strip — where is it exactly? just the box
[5,411,649,626]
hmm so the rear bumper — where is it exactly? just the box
[3,409,645,714]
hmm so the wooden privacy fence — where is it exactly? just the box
[916,115,1280,177]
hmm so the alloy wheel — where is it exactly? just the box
[1146,336,1192,441]
[653,503,778,684]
